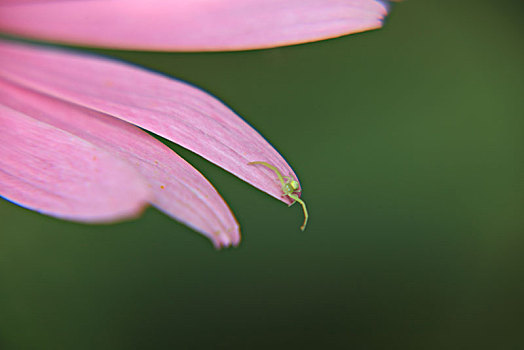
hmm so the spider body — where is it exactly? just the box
[248,161,308,231]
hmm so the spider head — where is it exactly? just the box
[283,179,300,195]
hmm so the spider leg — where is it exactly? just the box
[249,161,286,188]
[288,193,308,231]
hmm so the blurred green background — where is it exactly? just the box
[1,0,523,349]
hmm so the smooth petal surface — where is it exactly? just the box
[0,0,389,51]
[0,105,151,223]
[0,79,240,248]
[0,40,299,205]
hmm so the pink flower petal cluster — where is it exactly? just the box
[0,0,389,247]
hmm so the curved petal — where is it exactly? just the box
[0,104,151,223]
[0,0,389,51]
[0,40,299,205]
[1,78,240,248]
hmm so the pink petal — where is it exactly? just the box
[1,79,240,248]
[0,40,299,205]
[0,0,389,51]
[0,103,151,223]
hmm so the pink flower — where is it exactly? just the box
[0,0,389,247]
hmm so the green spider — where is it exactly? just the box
[249,161,308,231]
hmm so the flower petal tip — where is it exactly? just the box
[210,226,241,249]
